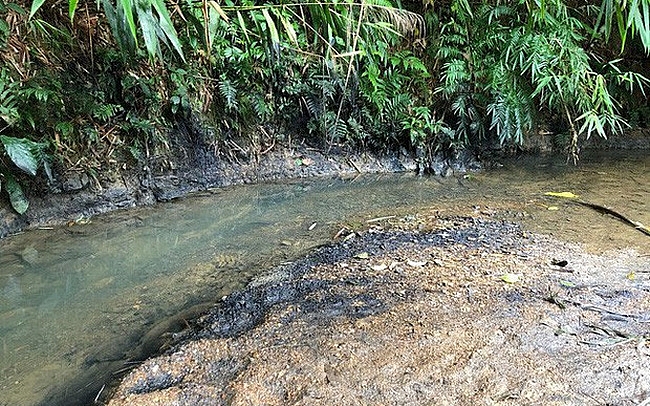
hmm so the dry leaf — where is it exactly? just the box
[501,273,520,283]
[407,260,427,267]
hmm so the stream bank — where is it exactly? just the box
[2,126,648,239]
[2,147,649,405]
[106,212,650,405]
[0,139,479,239]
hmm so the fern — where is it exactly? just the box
[0,72,19,126]
[218,76,239,112]
[91,103,123,122]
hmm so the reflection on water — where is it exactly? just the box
[0,150,649,405]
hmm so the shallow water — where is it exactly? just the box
[0,150,649,405]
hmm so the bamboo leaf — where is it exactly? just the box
[136,4,160,59]
[151,0,185,60]
[277,11,298,46]
[68,0,79,21]
[29,0,46,19]
[208,1,229,22]
[120,0,138,45]
[236,11,250,43]
[262,8,280,52]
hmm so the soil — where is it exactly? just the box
[0,122,480,239]
[105,212,650,405]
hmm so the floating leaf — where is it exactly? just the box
[354,252,369,259]
[627,271,636,280]
[547,206,559,211]
[501,273,520,284]
[544,191,579,199]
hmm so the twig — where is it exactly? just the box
[564,298,647,321]
[348,158,362,173]
[94,384,105,403]
[367,215,396,223]
[333,227,347,239]
[569,199,650,237]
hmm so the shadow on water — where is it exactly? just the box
[0,150,649,405]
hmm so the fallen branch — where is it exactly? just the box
[572,200,650,237]
[544,192,650,237]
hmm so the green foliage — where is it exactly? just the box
[32,0,184,60]
[0,68,51,214]
[0,135,50,214]
[427,0,650,157]
[0,0,646,218]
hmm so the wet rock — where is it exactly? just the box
[127,362,186,395]
[62,172,90,192]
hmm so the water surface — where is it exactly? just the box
[0,150,648,405]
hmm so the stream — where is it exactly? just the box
[1,150,649,406]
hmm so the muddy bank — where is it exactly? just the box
[0,135,481,238]
[105,214,650,405]
[3,124,649,238]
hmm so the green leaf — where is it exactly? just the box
[4,172,29,214]
[136,4,160,59]
[151,0,185,60]
[277,9,298,47]
[29,0,46,19]
[262,8,279,52]
[68,0,79,21]
[0,136,39,176]
[119,0,137,46]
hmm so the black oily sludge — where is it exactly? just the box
[196,217,529,341]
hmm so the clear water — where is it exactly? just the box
[0,151,649,405]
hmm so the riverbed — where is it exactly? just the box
[1,150,649,405]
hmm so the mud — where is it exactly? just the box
[0,138,481,239]
[105,214,650,405]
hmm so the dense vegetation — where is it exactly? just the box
[0,0,649,213]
